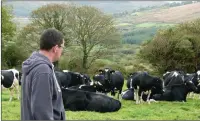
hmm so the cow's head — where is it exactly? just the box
[99,68,115,83]
[154,77,164,93]
[92,74,106,86]
[80,74,92,85]
[163,71,171,80]
[70,72,83,84]
[197,70,200,82]
[185,80,198,93]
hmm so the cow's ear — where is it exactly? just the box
[110,70,115,73]
[99,69,103,73]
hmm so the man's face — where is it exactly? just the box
[53,39,65,62]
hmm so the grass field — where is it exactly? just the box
[2,87,200,120]
[134,22,175,28]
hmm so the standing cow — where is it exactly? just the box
[127,71,164,104]
[1,69,20,102]
[93,68,124,99]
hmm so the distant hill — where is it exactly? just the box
[116,2,200,24]
[115,2,200,44]
[4,1,168,17]
[6,1,200,45]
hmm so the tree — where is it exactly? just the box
[2,3,16,41]
[139,19,200,74]
[17,3,73,68]
[65,5,121,72]
[2,3,20,69]
[21,3,121,72]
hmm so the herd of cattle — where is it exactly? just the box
[1,68,200,113]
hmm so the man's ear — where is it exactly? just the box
[52,45,58,53]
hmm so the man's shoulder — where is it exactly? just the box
[34,63,52,74]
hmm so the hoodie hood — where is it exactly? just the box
[22,51,52,75]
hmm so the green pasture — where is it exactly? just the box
[1,86,200,120]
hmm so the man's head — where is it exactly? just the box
[40,28,64,62]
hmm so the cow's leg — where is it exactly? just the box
[9,88,13,102]
[140,91,144,103]
[118,89,122,100]
[147,90,152,104]
[136,86,140,104]
[13,78,20,100]
[134,91,136,101]
[134,88,138,104]
[16,84,20,100]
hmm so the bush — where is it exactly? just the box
[2,41,28,69]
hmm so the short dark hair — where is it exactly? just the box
[40,28,64,50]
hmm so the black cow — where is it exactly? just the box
[61,88,121,113]
[93,68,124,99]
[121,88,135,100]
[127,71,164,104]
[153,71,199,102]
[80,73,92,85]
[121,86,162,102]
[1,69,20,102]
[18,71,22,85]
[68,84,97,92]
[55,70,91,88]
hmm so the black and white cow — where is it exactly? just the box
[92,68,124,99]
[1,69,20,102]
[55,70,91,88]
[68,84,97,92]
[127,71,164,104]
[153,71,199,102]
[184,70,200,98]
[121,88,135,100]
[61,88,121,112]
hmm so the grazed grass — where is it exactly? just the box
[2,88,200,120]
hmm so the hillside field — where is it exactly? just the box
[2,85,200,120]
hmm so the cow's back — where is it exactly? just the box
[55,71,70,88]
[61,88,121,112]
[111,71,124,87]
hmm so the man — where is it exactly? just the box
[21,28,66,120]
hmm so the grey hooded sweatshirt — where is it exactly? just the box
[21,51,66,120]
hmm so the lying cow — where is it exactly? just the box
[1,69,20,102]
[122,83,163,102]
[55,70,91,88]
[68,84,97,92]
[127,71,163,104]
[121,88,135,100]
[61,88,121,113]
[153,71,200,102]
[93,68,124,99]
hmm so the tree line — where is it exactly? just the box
[2,2,200,76]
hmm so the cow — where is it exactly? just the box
[152,71,199,102]
[68,84,97,92]
[185,70,200,98]
[127,71,164,104]
[61,88,121,113]
[93,68,124,99]
[1,69,20,102]
[80,73,92,85]
[121,88,135,100]
[55,70,91,88]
